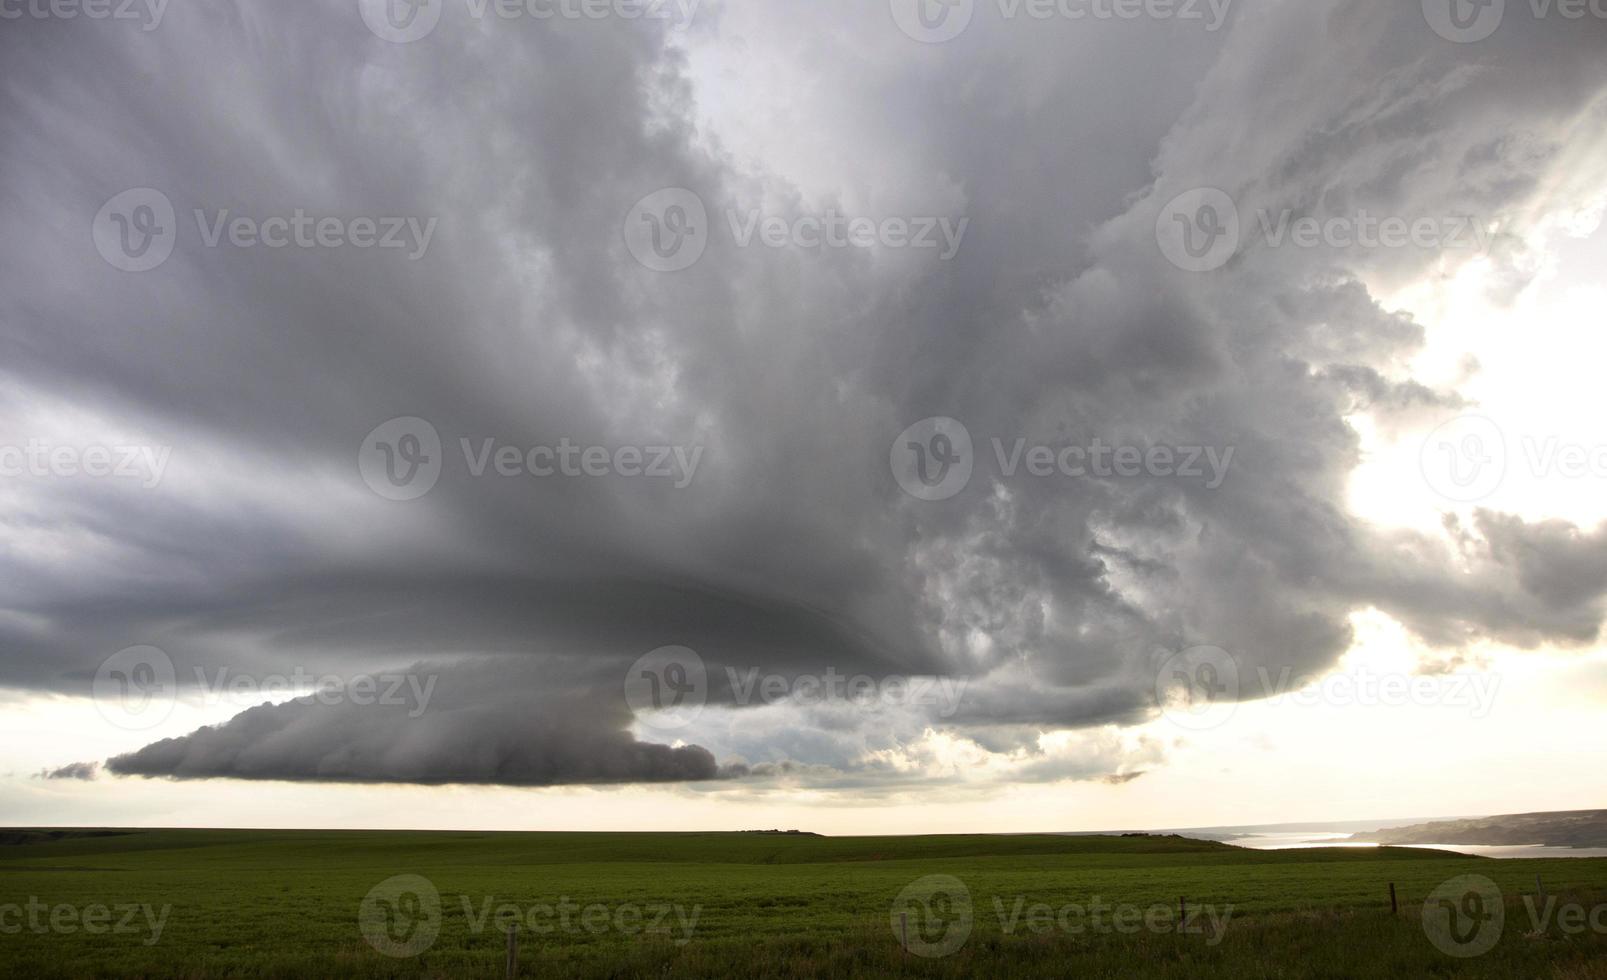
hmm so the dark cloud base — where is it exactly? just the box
[4,2,1607,789]
[103,659,727,786]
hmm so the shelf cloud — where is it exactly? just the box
[4,0,1607,788]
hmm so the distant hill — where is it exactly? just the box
[1346,810,1607,848]
[0,829,134,847]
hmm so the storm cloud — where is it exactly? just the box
[3,0,1607,787]
[104,659,723,785]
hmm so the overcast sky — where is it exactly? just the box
[2,0,1606,831]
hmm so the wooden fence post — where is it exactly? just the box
[900,911,908,955]
[506,924,518,979]
[1389,882,1398,915]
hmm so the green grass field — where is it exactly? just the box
[2,828,1605,977]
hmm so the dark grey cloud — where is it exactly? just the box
[39,762,100,781]
[3,0,1607,787]
[105,658,722,785]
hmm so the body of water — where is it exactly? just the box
[1218,831,1607,859]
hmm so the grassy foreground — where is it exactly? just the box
[0,828,1605,977]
